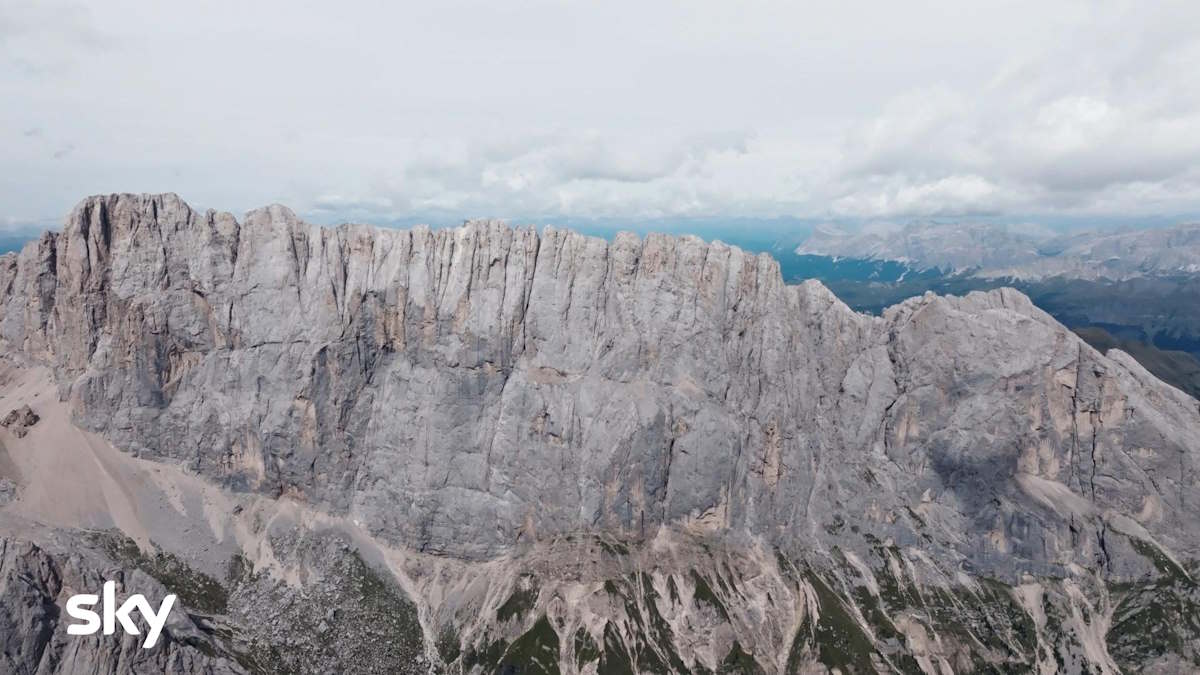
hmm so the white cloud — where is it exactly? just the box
[3,0,1200,229]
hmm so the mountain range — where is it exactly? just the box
[797,222,1200,281]
[0,194,1198,673]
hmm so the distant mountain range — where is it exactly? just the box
[797,222,1200,280]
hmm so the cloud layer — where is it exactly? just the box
[4,0,1200,228]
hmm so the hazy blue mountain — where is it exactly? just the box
[798,221,1200,281]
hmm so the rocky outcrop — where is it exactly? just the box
[1,193,1200,673]
[0,531,246,674]
[2,404,39,437]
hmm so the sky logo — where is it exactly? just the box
[65,581,176,649]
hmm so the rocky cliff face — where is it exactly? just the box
[0,529,248,674]
[1,193,1199,673]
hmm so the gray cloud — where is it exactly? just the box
[2,0,1200,229]
[1,0,111,74]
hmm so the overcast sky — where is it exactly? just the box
[4,0,1200,231]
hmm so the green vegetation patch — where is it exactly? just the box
[497,575,540,623]
[1107,538,1200,669]
[690,569,731,621]
[718,640,764,674]
[573,628,600,670]
[496,616,561,674]
[90,530,229,614]
[787,571,878,674]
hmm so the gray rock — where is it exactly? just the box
[0,532,246,674]
[1,404,38,429]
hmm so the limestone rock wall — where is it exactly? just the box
[1,194,1197,580]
